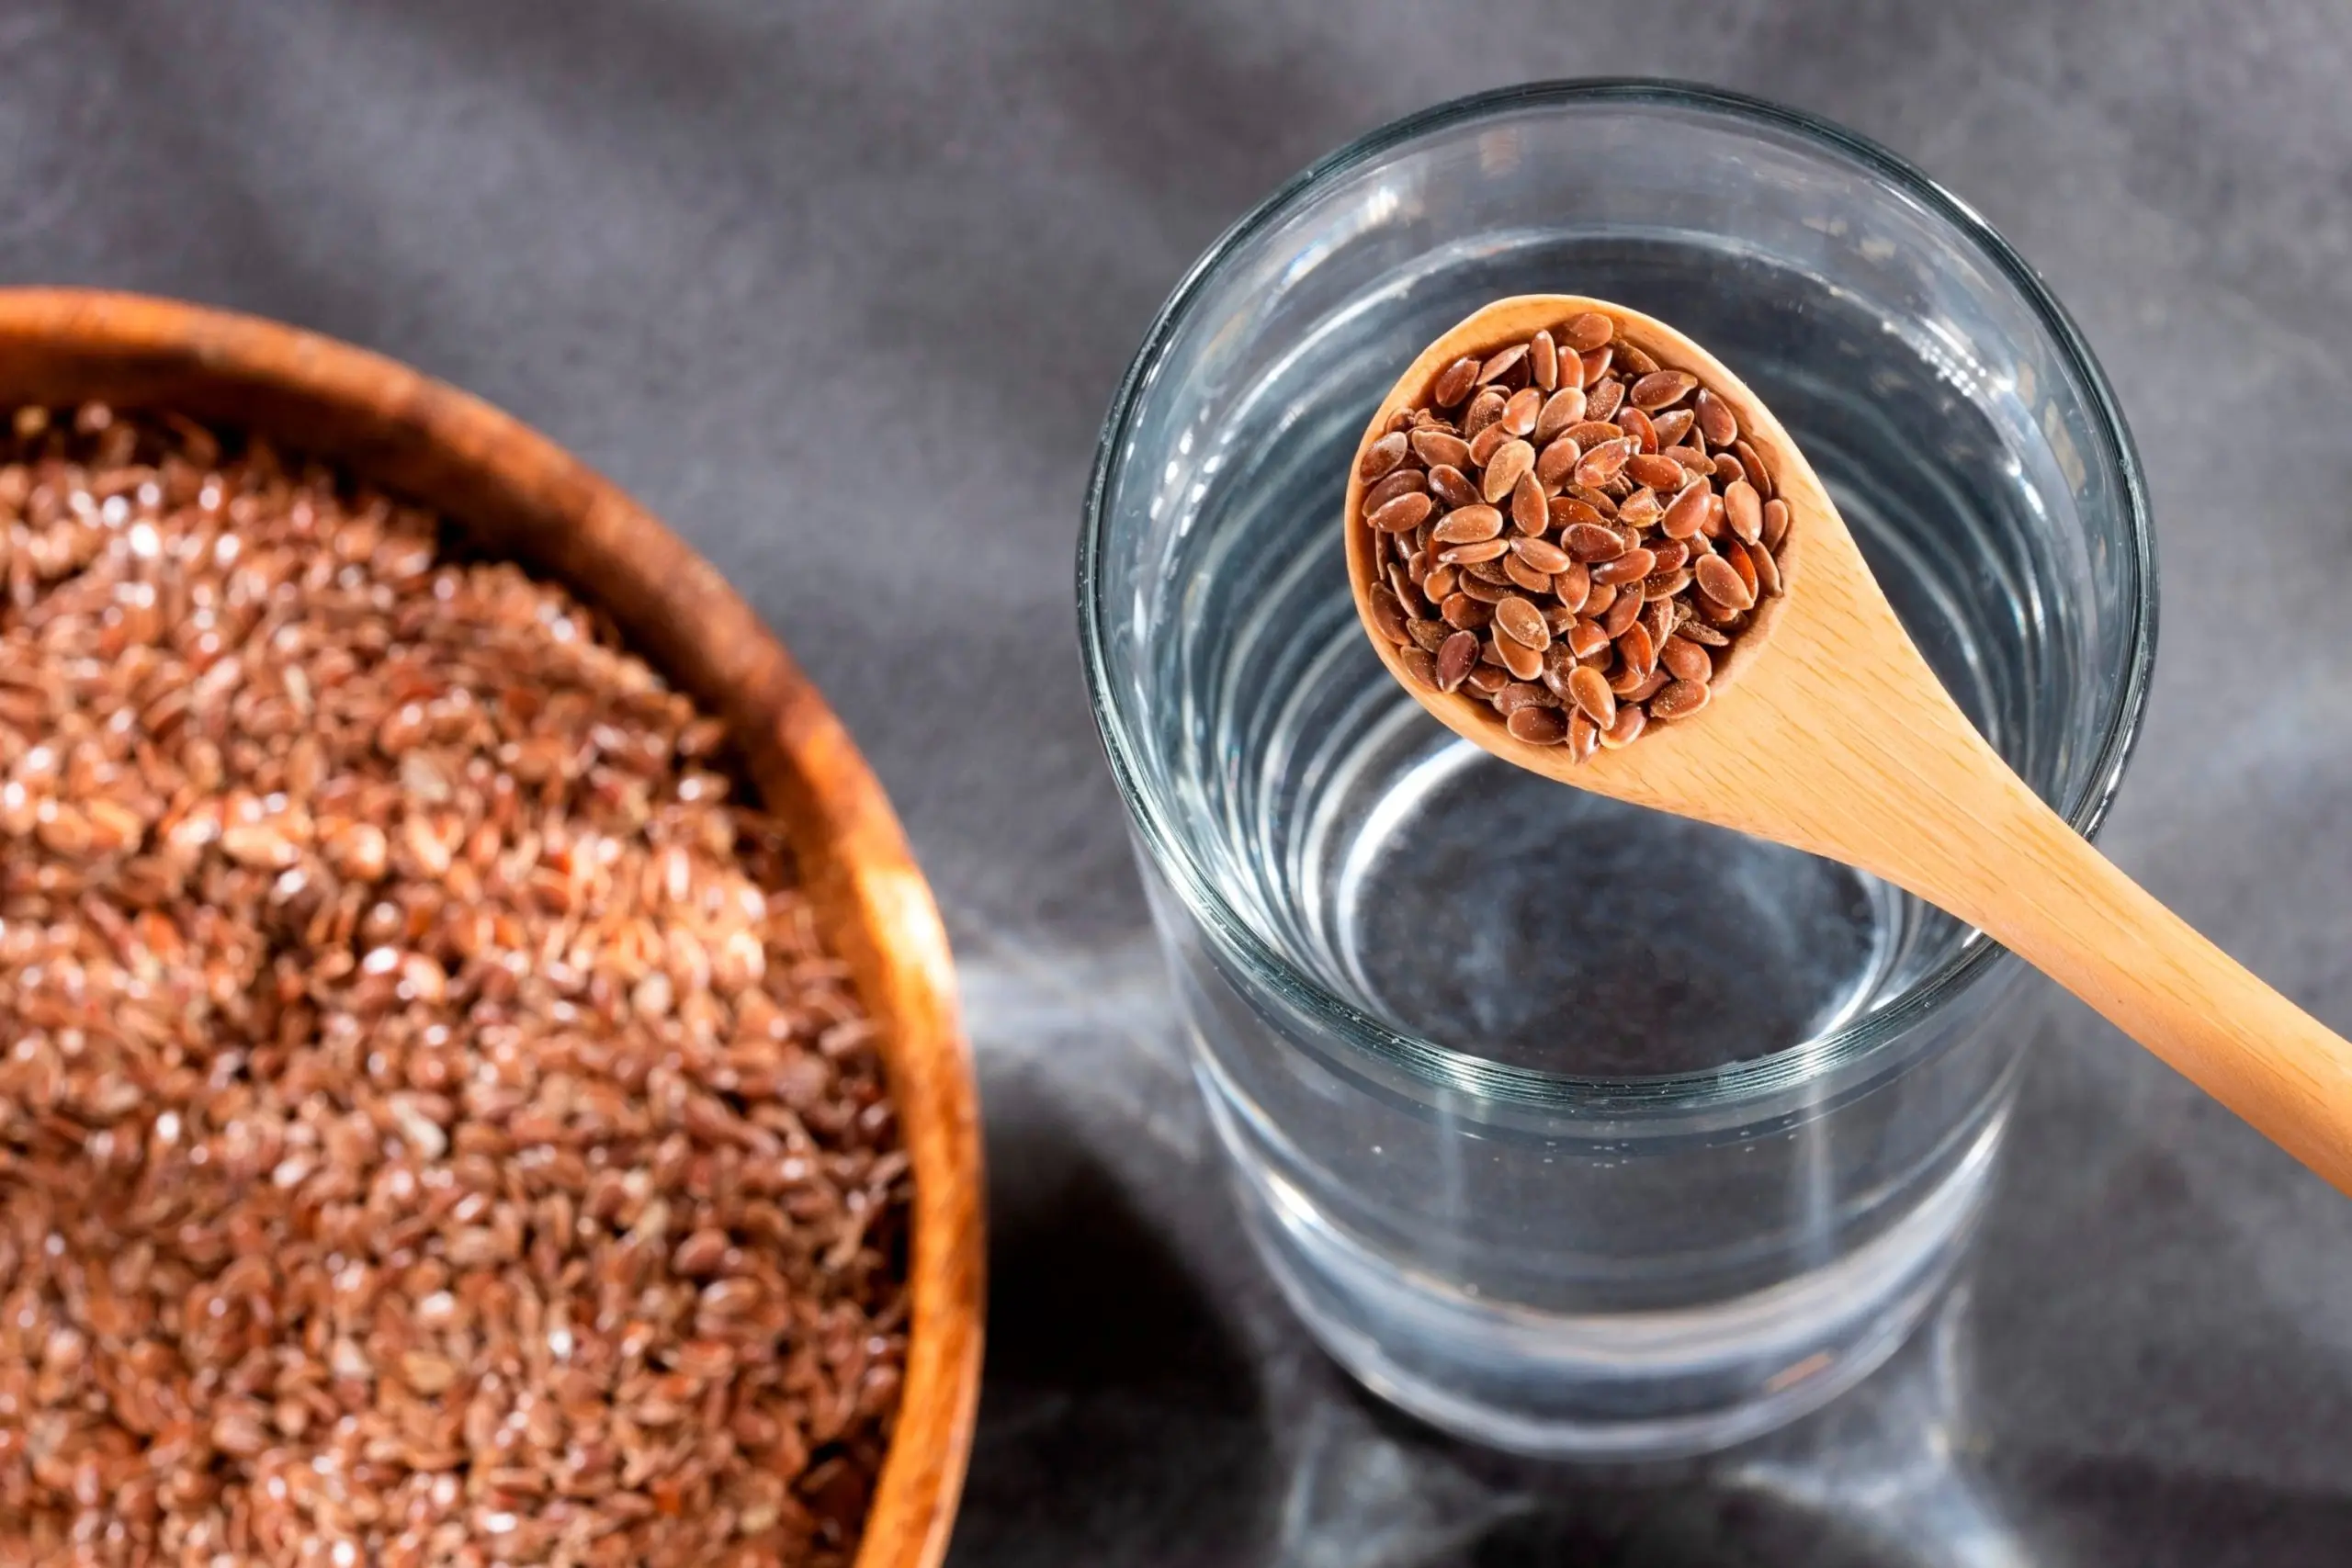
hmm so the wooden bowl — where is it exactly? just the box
[0,288,984,1568]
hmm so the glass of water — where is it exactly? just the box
[1078,82,2154,1459]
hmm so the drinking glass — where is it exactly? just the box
[1078,81,2154,1459]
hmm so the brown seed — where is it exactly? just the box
[1613,341,1660,376]
[1465,664,1510,695]
[1608,660,1652,696]
[1512,537,1573,573]
[1761,497,1792,551]
[1694,552,1756,611]
[1444,592,1498,629]
[1494,595,1550,650]
[1388,564,1428,616]
[1432,503,1504,544]
[1643,567,1693,600]
[1647,539,1690,574]
[1429,463,1479,509]
[1359,430,1408,481]
[1624,669,1672,705]
[1566,420,1624,451]
[1528,330,1559,391]
[1750,537,1783,597]
[1477,344,1528,385]
[1678,618,1729,647]
[1464,389,1507,437]
[1507,705,1568,745]
[1500,386,1543,438]
[1693,388,1737,447]
[1467,420,1512,468]
[1583,580,1619,618]
[1411,428,1473,469]
[1563,522,1626,562]
[1399,646,1439,688]
[1617,404,1658,455]
[1657,479,1709,540]
[1421,564,1458,601]
[1564,618,1611,660]
[1723,536,1762,601]
[1436,630,1479,690]
[1668,445,1713,475]
[1573,437,1634,489]
[1627,453,1686,491]
[1493,680,1551,716]
[1724,479,1763,544]
[1533,388,1588,446]
[1367,491,1433,534]
[1585,376,1624,421]
[1367,587,1412,645]
[1616,621,1657,678]
[1549,496,1605,532]
[1566,709,1600,762]
[1631,369,1700,410]
[1600,705,1648,749]
[1642,592,1678,649]
[1651,679,1712,719]
[1555,311,1605,351]
[1566,665,1617,728]
[1503,554,1553,593]
[1481,439,1535,503]
[1713,454,1747,488]
[1408,617,1448,652]
[1364,466,1429,514]
[1650,408,1695,447]
[1661,635,1713,683]
[1492,630,1544,680]
[1534,433,1588,491]
[1441,537,1510,566]
[1432,355,1481,408]
[1590,548,1657,586]
[1616,487,1663,530]
[1578,347,1614,387]
[1702,490,1727,539]
[1552,561,1592,615]
[1735,439,1774,499]
[1592,586,1637,640]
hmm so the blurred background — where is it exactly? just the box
[7,2,2352,1562]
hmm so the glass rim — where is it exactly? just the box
[1076,78,2158,1112]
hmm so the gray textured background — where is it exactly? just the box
[8,2,2352,1562]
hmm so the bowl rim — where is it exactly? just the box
[1077,78,2159,1113]
[0,286,984,1568]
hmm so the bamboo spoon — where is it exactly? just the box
[1347,294,2352,1194]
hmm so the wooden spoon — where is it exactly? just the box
[1347,294,2352,1193]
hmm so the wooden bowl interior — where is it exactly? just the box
[0,289,983,1568]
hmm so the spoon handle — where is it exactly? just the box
[1899,765,2352,1195]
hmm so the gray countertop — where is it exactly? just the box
[9,2,2352,1562]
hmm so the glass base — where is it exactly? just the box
[1225,1109,2007,1461]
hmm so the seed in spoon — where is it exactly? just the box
[1355,303,1792,758]
[1500,387,1543,438]
[1412,428,1473,469]
[1693,552,1755,611]
[1566,666,1616,728]
[1482,439,1535,503]
[1507,705,1568,746]
[1368,491,1433,534]
[1432,356,1481,408]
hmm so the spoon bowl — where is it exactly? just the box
[1350,295,2352,1195]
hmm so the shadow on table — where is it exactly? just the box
[1352,1285,2352,1568]
[950,1112,1272,1567]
